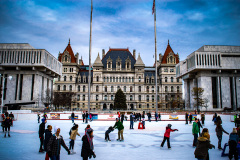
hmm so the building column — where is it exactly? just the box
[217,77,221,109]
[232,77,237,111]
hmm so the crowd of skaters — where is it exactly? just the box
[1,111,14,137]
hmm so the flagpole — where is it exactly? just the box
[88,0,93,113]
[154,0,158,113]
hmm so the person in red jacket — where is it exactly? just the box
[161,124,178,149]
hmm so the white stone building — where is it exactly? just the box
[176,45,240,111]
[54,40,182,111]
[0,43,62,109]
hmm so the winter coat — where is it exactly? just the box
[192,122,200,134]
[130,114,134,121]
[189,115,193,121]
[39,122,45,138]
[85,113,89,119]
[70,128,80,140]
[185,113,188,120]
[105,127,114,134]
[197,121,203,130]
[71,113,75,118]
[194,137,214,159]
[201,114,205,121]
[44,129,52,151]
[215,124,228,136]
[4,118,11,127]
[81,135,94,158]
[229,133,239,143]
[47,134,69,156]
[9,113,14,119]
[82,113,85,118]
[164,127,178,138]
[113,121,124,131]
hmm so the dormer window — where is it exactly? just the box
[116,56,122,71]
[167,52,176,64]
[107,56,112,71]
[125,56,131,71]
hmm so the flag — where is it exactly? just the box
[152,0,155,15]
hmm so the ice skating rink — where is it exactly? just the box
[0,119,234,160]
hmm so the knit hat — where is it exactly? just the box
[54,126,60,133]
[232,128,237,134]
[42,118,46,123]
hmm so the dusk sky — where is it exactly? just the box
[0,0,240,66]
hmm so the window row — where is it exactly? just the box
[103,77,134,83]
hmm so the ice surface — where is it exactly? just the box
[0,119,234,160]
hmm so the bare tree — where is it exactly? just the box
[191,87,205,110]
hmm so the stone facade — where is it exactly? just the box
[54,40,182,111]
[176,45,240,111]
[0,43,62,109]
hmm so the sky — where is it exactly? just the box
[0,0,240,66]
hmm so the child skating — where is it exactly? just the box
[105,126,114,142]
[161,124,178,149]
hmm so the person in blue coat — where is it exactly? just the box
[130,113,134,129]
[228,128,239,160]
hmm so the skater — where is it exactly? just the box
[3,116,11,138]
[39,118,46,152]
[38,113,41,123]
[85,124,91,135]
[147,112,152,122]
[192,118,200,147]
[82,112,85,123]
[212,113,217,125]
[185,112,189,124]
[201,113,205,125]
[44,125,52,160]
[121,113,124,124]
[161,124,178,149]
[81,128,96,160]
[71,112,75,123]
[69,124,81,153]
[189,113,193,124]
[118,112,121,120]
[1,117,5,132]
[89,113,92,122]
[85,111,89,123]
[9,112,14,126]
[215,120,229,150]
[113,118,124,141]
[105,126,114,141]
[155,112,158,122]
[228,128,239,160]
[216,116,222,124]
[197,119,203,136]
[130,113,134,129]
[194,129,215,160]
[142,112,145,128]
[158,113,161,121]
[43,113,48,119]
[47,126,71,160]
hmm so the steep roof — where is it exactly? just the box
[134,53,145,67]
[58,39,77,63]
[102,48,136,69]
[93,53,103,67]
[161,40,179,64]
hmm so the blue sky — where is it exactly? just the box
[0,0,240,66]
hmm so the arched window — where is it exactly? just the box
[152,86,154,92]
[152,95,154,102]
[78,85,80,92]
[139,76,141,82]
[122,77,124,82]
[125,77,128,82]
[132,77,134,82]
[113,77,115,82]
[64,76,66,81]
[96,76,99,82]
[69,85,72,91]
[177,78,180,82]
[83,95,85,101]
[124,86,126,92]
[57,85,60,91]
[96,85,99,92]
[116,77,118,82]
[117,86,120,90]
[108,62,111,68]
[103,77,105,82]
[130,95,133,101]
[165,86,168,92]
[83,85,86,92]
[138,86,141,92]
[58,77,60,81]
[147,95,149,102]
[138,95,141,101]
[147,86,149,92]
[177,86,180,93]
[171,86,174,92]
[165,77,167,82]
[111,86,114,92]
[63,85,66,91]
[70,76,72,81]
[104,95,107,100]
[127,62,130,68]
[110,77,112,82]
[171,77,173,82]
[130,86,133,92]
[107,77,109,82]
[64,55,68,62]
[105,86,107,92]
[119,77,121,82]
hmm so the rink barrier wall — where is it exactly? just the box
[5,113,234,122]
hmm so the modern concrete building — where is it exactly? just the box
[0,43,62,109]
[54,40,182,111]
[176,45,240,111]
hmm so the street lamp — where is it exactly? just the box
[0,74,13,107]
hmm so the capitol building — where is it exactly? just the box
[54,40,183,111]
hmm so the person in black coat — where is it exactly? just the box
[44,125,52,160]
[82,112,86,123]
[85,111,89,123]
[121,113,124,124]
[81,128,96,160]
[197,119,203,136]
[185,112,189,124]
[105,126,114,141]
[39,118,46,152]
[4,116,11,137]
[71,112,75,123]
[189,114,193,124]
